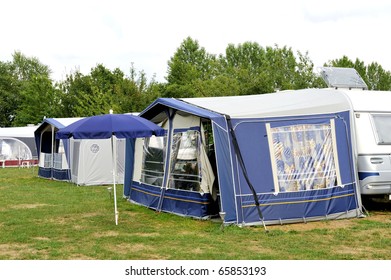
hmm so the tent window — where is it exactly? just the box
[140,136,166,187]
[168,130,202,191]
[71,141,81,178]
[0,138,32,160]
[371,114,391,144]
[44,153,52,168]
[267,121,340,193]
[53,141,67,170]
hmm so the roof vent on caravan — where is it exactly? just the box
[319,67,368,90]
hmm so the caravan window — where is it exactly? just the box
[141,136,166,187]
[371,114,391,145]
[267,121,341,193]
[168,130,202,191]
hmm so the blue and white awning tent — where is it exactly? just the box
[34,118,82,181]
[35,117,131,186]
[125,89,364,226]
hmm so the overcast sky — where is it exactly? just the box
[2,0,391,82]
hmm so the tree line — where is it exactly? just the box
[1,37,391,127]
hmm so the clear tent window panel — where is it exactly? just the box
[168,130,202,192]
[140,136,166,187]
[267,121,340,193]
[0,138,32,160]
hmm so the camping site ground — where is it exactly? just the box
[0,167,391,260]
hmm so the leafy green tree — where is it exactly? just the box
[59,68,114,117]
[1,51,56,126]
[0,61,20,127]
[219,42,320,94]
[59,63,159,117]
[13,75,61,126]
[365,62,391,91]
[12,51,51,81]
[165,37,217,98]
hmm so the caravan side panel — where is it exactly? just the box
[355,112,391,195]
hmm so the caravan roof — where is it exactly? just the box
[340,90,391,112]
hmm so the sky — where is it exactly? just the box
[2,0,391,82]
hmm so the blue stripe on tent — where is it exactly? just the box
[53,169,71,181]
[130,182,214,218]
[130,182,161,210]
[161,188,213,218]
[38,167,71,180]
[38,167,52,179]
[358,172,380,180]
[240,184,358,223]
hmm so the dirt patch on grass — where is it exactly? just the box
[10,203,49,210]
[48,216,74,225]
[68,253,96,260]
[267,211,391,232]
[268,218,356,232]
[33,237,51,241]
[106,242,165,259]
[134,232,160,238]
[93,231,120,238]
[0,243,49,259]
[365,212,391,223]
[81,212,100,219]
[334,245,389,259]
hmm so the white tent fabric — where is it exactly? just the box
[70,137,125,186]
[0,125,38,166]
[181,89,352,119]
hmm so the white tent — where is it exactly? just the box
[69,137,125,186]
[35,118,125,185]
[0,125,38,167]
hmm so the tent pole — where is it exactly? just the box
[51,125,54,179]
[112,136,119,225]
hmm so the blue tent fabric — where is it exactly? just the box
[34,118,75,181]
[56,114,165,140]
[128,93,363,226]
[123,138,135,197]
[55,113,165,225]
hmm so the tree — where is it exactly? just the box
[165,37,217,98]
[0,61,20,126]
[365,62,391,91]
[13,75,61,126]
[12,51,51,81]
[220,42,320,94]
[59,63,160,117]
[1,52,55,126]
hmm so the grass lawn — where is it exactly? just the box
[1,168,391,260]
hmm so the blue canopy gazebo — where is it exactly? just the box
[57,113,165,225]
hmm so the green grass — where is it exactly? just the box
[1,168,391,260]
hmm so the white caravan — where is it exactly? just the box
[320,67,391,199]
